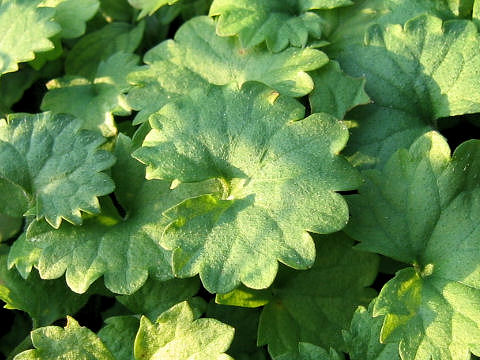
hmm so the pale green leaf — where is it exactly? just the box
[275,343,344,360]
[209,0,351,52]
[0,245,89,327]
[14,317,115,360]
[134,301,234,360]
[345,132,480,359]
[128,0,179,18]
[127,15,328,124]
[65,21,144,79]
[133,83,360,293]
[309,61,370,119]
[0,112,115,227]
[343,300,400,360]
[8,233,41,279]
[98,316,139,360]
[116,277,201,320]
[39,0,99,38]
[474,0,480,28]
[253,233,377,356]
[42,52,141,137]
[0,0,60,75]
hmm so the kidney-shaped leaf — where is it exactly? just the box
[134,82,361,294]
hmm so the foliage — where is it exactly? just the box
[1,0,479,359]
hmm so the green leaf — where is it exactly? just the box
[0,214,22,242]
[134,301,234,360]
[209,0,351,52]
[0,0,60,75]
[252,233,377,356]
[345,131,480,359]
[14,317,115,360]
[42,52,141,137]
[133,83,361,293]
[343,300,400,360]
[127,15,327,123]
[128,0,179,18]
[309,61,370,119]
[65,21,144,79]
[0,112,115,227]
[8,233,41,279]
[98,316,139,360]
[39,0,100,38]
[116,277,201,320]
[14,134,220,294]
[0,67,39,115]
[207,301,262,358]
[474,0,480,27]
[0,312,31,359]
[275,343,344,360]
[333,15,480,169]
[0,246,90,327]
[99,0,133,21]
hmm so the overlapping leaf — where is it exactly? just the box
[209,0,353,52]
[39,0,99,38]
[345,132,480,359]
[128,0,178,18]
[0,112,115,228]
[135,301,234,360]
[330,13,480,168]
[42,52,141,137]
[65,21,145,79]
[217,233,378,356]
[0,245,90,327]
[14,317,115,360]
[134,82,361,293]
[127,15,328,124]
[309,60,370,119]
[0,0,60,75]
[343,300,400,360]
[275,343,344,360]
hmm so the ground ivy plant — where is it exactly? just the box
[0,0,479,359]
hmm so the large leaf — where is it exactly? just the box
[0,0,60,75]
[0,112,115,228]
[133,83,361,293]
[345,132,480,359]
[218,233,378,356]
[209,0,352,52]
[14,317,115,360]
[343,300,400,360]
[134,301,234,360]
[127,15,328,124]
[42,52,141,137]
[0,245,89,327]
[39,0,99,38]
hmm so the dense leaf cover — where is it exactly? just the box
[0,0,479,359]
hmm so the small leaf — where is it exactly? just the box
[0,0,60,75]
[309,61,370,119]
[275,343,344,360]
[98,316,139,360]
[128,0,179,18]
[14,317,115,360]
[0,245,90,327]
[0,112,115,227]
[134,301,234,360]
[209,0,352,52]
